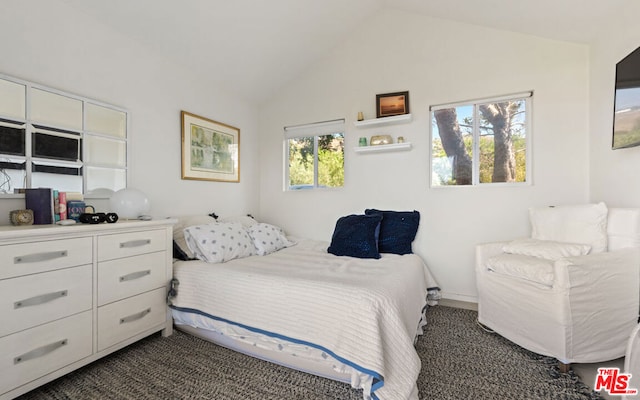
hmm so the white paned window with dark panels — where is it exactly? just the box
[0,74,128,196]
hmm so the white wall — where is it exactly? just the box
[0,3,597,302]
[258,9,590,301]
[589,4,640,206]
[0,0,260,223]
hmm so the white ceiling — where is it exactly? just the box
[61,0,632,104]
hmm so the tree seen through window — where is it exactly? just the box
[431,94,530,186]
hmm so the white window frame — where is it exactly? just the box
[429,92,532,187]
[0,73,129,197]
[284,118,345,191]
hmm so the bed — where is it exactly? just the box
[168,213,440,400]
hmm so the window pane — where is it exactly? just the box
[33,164,80,177]
[31,89,82,131]
[288,137,314,189]
[86,103,126,138]
[0,79,25,120]
[32,131,81,161]
[85,136,126,167]
[431,106,473,186]
[0,159,25,170]
[86,166,126,193]
[32,171,82,192]
[478,100,526,183]
[0,160,25,194]
[0,124,25,156]
[318,133,344,188]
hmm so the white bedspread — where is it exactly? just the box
[171,238,439,400]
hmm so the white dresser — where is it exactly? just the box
[0,219,176,399]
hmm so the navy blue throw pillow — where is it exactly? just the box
[173,240,193,261]
[327,214,382,259]
[364,209,420,255]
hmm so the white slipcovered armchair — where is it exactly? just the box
[476,203,640,371]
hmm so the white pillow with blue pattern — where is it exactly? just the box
[248,223,296,256]
[172,214,218,260]
[184,222,256,263]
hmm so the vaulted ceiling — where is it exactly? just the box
[61,0,632,104]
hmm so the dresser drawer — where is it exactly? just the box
[97,229,166,262]
[98,252,167,306]
[0,237,92,280]
[0,265,92,337]
[0,311,92,395]
[97,287,167,351]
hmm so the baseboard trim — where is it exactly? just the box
[438,298,478,311]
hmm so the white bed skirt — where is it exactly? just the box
[172,308,374,396]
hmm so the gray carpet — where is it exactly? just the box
[18,306,603,400]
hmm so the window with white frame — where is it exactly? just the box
[284,119,344,190]
[430,92,531,187]
[0,74,127,195]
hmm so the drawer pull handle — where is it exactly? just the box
[119,239,151,248]
[14,250,68,264]
[120,270,151,282]
[120,308,151,324]
[14,339,68,364]
[14,290,68,309]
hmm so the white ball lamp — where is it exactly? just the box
[109,188,151,220]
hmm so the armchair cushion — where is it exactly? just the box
[529,202,608,253]
[486,253,555,286]
[503,238,591,260]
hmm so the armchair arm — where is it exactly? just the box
[553,248,640,360]
[475,241,509,274]
[554,248,640,292]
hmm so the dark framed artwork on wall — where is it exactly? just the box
[181,111,240,182]
[376,91,410,118]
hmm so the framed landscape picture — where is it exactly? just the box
[376,91,410,118]
[181,111,240,182]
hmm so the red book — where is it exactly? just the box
[59,192,67,220]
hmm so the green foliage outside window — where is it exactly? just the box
[288,133,343,189]
[478,134,527,183]
[288,137,313,186]
[432,134,526,184]
[318,147,344,187]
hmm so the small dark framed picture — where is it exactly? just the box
[376,91,410,118]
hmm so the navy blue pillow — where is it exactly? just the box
[173,240,193,261]
[364,209,420,255]
[327,214,382,259]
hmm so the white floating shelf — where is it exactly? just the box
[354,142,412,154]
[353,113,412,128]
